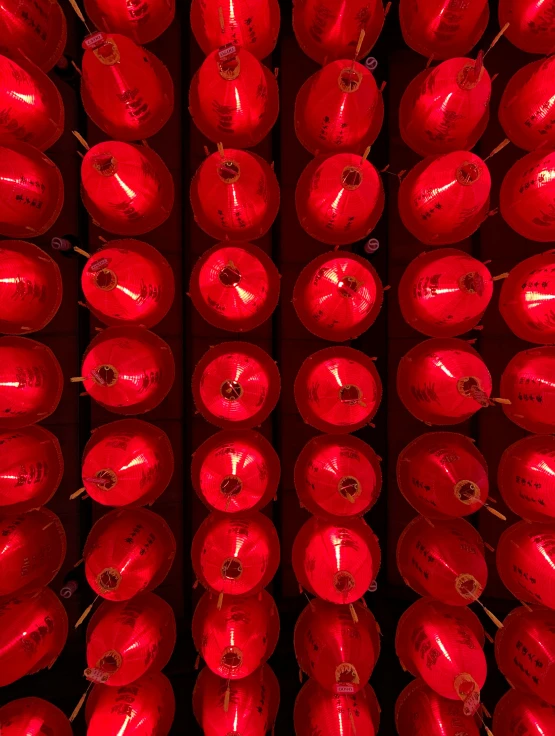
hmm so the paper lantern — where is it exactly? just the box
[500,148,555,242]
[0,336,63,429]
[499,0,555,55]
[493,689,555,736]
[0,425,63,513]
[395,679,480,736]
[81,419,173,508]
[294,679,380,736]
[295,60,384,156]
[0,143,63,238]
[292,0,385,65]
[294,433,382,518]
[192,429,280,513]
[192,342,280,429]
[0,0,67,72]
[78,326,175,415]
[294,599,380,693]
[190,0,280,60]
[397,338,493,425]
[190,148,279,242]
[399,0,489,59]
[295,347,382,433]
[0,587,68,687]
[86,672,175,736]
[192,590,279,679]
[80,141,174,236]
[81,239,174,328]
[84,0,175,44]
[0,698,72,736]
[292,516,380,604]
[501,347,555,433]
[397,432,489,520]
[296,153,384,246]
[191,512,280,599]
[189,242,280,332]
[85,593,176,687]
[293,252,383,342]
[398,151,491,246]
[399,248,493,338]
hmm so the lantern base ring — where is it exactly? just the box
[455,573,481,600]
[333,570,355,594]
[220,645,243,671]
[341,166,363,191]
[221,556,243,580]
[338,475,361,502]
[335,662,360,686]
[91,364,119,387]
[454,479,481,504]
[220,379,243,401]
[95,268,118,291]
[96,649,123,674]
[338,67,362,93]
[220,474,243,496]
[97,566,122,591]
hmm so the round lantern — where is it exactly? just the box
[191,512,280,599]
[0,0,67,72]
[0,698,72,736]
[294,599,380,693]
[292,515,380,604]
[0,425,63,513]
[0,336,63,429]
[295,60,384,156]
[398,151,491,246]
[81,419,174,508]
[399,249,493,338]
[77,327,175,415]
[190,148,279,242]
[400,55,491,156]
[499,0,555,55]
[498,435,555,522]
[397,432,489,520]
[85,592,176,687]
[189,242,280,332]
[0,587,68,687]
[501,347,555,433]
[0,143,63,238]
[296,153,384,246]
[399,0,489,59]
[86,672,175,736]
[81,32,173,141]
[397,338,493,425]
[493,689,555,736]
[80,141,174,236]
[294,679,380,736]
[500,148,555,242]
[0,240,62,334]
[293,252,383,342]
[192,342,280,429]
[395,678,480,736]
[192,590,279,679]
[292,0,385,65]
[294,433,382,518]
[84,508,176,602]
[295,347,382,433]
[192,429,280,513]
[84,0,175,44]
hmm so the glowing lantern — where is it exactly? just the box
[0,0,67,72]
[84,0,175,44]
[493,689,555,736]
[395,679,480,736]
[499,0,555,55]
[294,679,380,736]
[500,347,555,433]
[0,699,72,736]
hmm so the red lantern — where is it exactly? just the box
[294,679,380,736]
[0,698,72,736]
[296,153,384,246]
[398,151,491,246]
[189,242,280,332]
[395,678,480,736]
[0,0,67,72]
[500,148,555,242]
[192,429,280,513]
[86,592,176,687]
[191,512,280,599]
[493,689,555,736]
[0,336,63,429]
[84,508,176,601]
[81,33,173,140]
[295,60,383,156]
[498,435,555,522]
[400,55,491,157]
[399,0,489,59]
[293,252,383,342]
[81,419,174,508]
[190,148,279,242]
[192,590,279,679]
[0,587,68,687]
[292,0,385,65]
[501,347,555,433]
[397,338,493,425]
[86,672,175,736]
[397,432,489,520]
[0,425,63,513]
[294,433,382,518]
[499,0,555,55]
[80,141,174,236]
[83,0,175,44]
[78,327,175,415]
[295,347,382,433]
[192,342,280,429]
[292,516,380,604]
[294,599,380,693]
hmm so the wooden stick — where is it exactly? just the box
[71,60,82,76]
[475,599,504,629]
[354,29,365,60]
[69,683,92,723]
[218,6,225,33]
[67,0,91,31]
[72,130,90,151]
[493,272,509,281]
[70,487,86,500]
[349,603,359,624]
[485,23,510,57]
[485,505,507,521]
[70,376,86,383]
[485,139,510,161]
